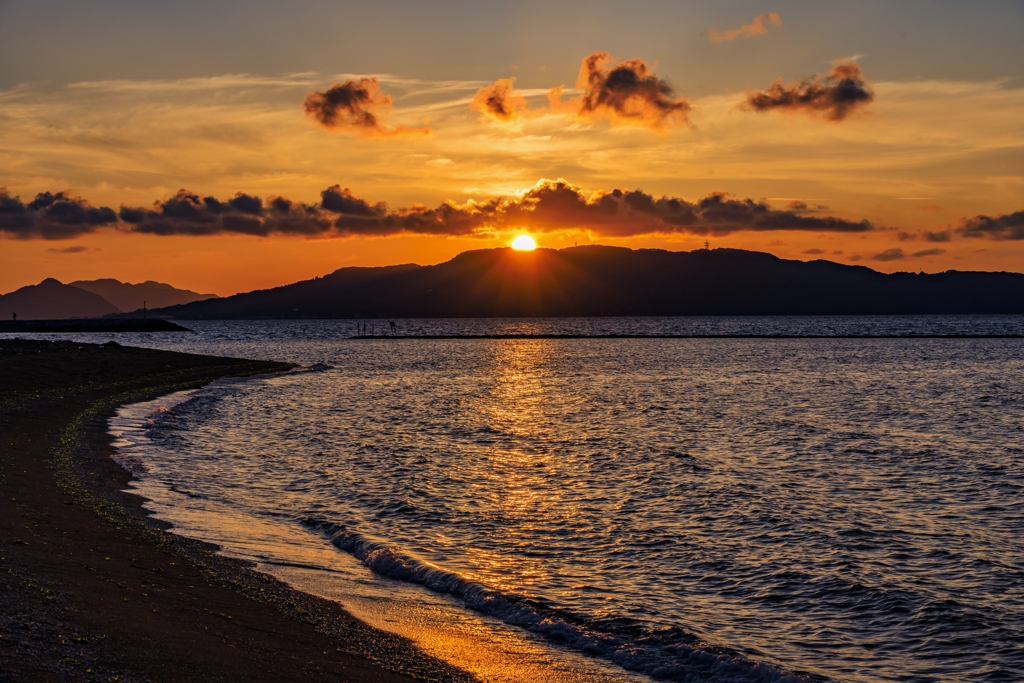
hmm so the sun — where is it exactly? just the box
[511,235,537,251]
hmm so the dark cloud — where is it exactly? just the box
[4,180,877,240]
[471,78,529,122]
[303,78,430,138]
[551,52,691,129]
[744,61,873,121]
[872,248,905,262]
[802,248,826,254]
[324,185,497,237]
[957,210,1024,240]
[0,188,118,240]
[493,180,872,237]
[47,245,90,253]
[319,181,803,238]
[120,189,330,237]
[320,186,381,216]
[911,248,946,258]
[899,229,952,242]
[709,12,782,42]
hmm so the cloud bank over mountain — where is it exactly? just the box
[3,180,878,240]
[5,181,1020,251]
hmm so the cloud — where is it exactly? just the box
[872,248,905,261]
[491,180,872,237]
[0,188,118,240]
[744,61,874,121]
[709,13,782,42]
[47,245,90,253]
[303,78,430,138]
[317,180,872,237]
[120,189,332,237]
[7,179,878,240]
[550,52,691,129]
[802,248,826,254]
[471,78,529,122]
[911,248,946,257]
[900,229,952,242]
[957,210,1024,240]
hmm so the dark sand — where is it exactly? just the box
[0,339,476,683]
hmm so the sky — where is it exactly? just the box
[2,0,1023,295]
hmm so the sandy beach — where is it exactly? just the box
[0,339,475,683]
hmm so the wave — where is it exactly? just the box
[304,519,816,682]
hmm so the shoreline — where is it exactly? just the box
[111,385,667,683]
[348,333,1024,339]
[0,339,476,683]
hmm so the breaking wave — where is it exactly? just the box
[305,520,816,683]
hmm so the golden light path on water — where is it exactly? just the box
[101,318,1024,683]
[111,338,655,683]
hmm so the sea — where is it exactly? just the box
[10,317,1024,682]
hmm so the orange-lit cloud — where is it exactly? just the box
[957,210,1024,240]
[0,188,118,240]
[303,77,430,138]
[471,78,529,122]
[9,179,877,240]
[709,13,782,42]
[744,61,874,121]
[550,52,691,129]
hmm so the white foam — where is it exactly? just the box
[309,522,810,683]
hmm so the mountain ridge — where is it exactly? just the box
[70,278,217,313]
[0,278,121,320]
[147,246,1024,318]
[0,278,219,320]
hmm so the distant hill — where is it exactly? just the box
[70,278,217,313]
[0,279,120,320]
[149,246,1024,319]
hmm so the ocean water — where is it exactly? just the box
[48,318,1024,682]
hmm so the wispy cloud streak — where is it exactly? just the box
[709,13,782,42]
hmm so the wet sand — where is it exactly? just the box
[0,339,476,683]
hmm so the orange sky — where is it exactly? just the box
[2,2,1023,296]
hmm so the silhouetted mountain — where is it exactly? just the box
[150,246,1024,319]
[0,279,120,320]
[70,278,217,313]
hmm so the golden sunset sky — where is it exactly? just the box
[2,0,1023,295]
